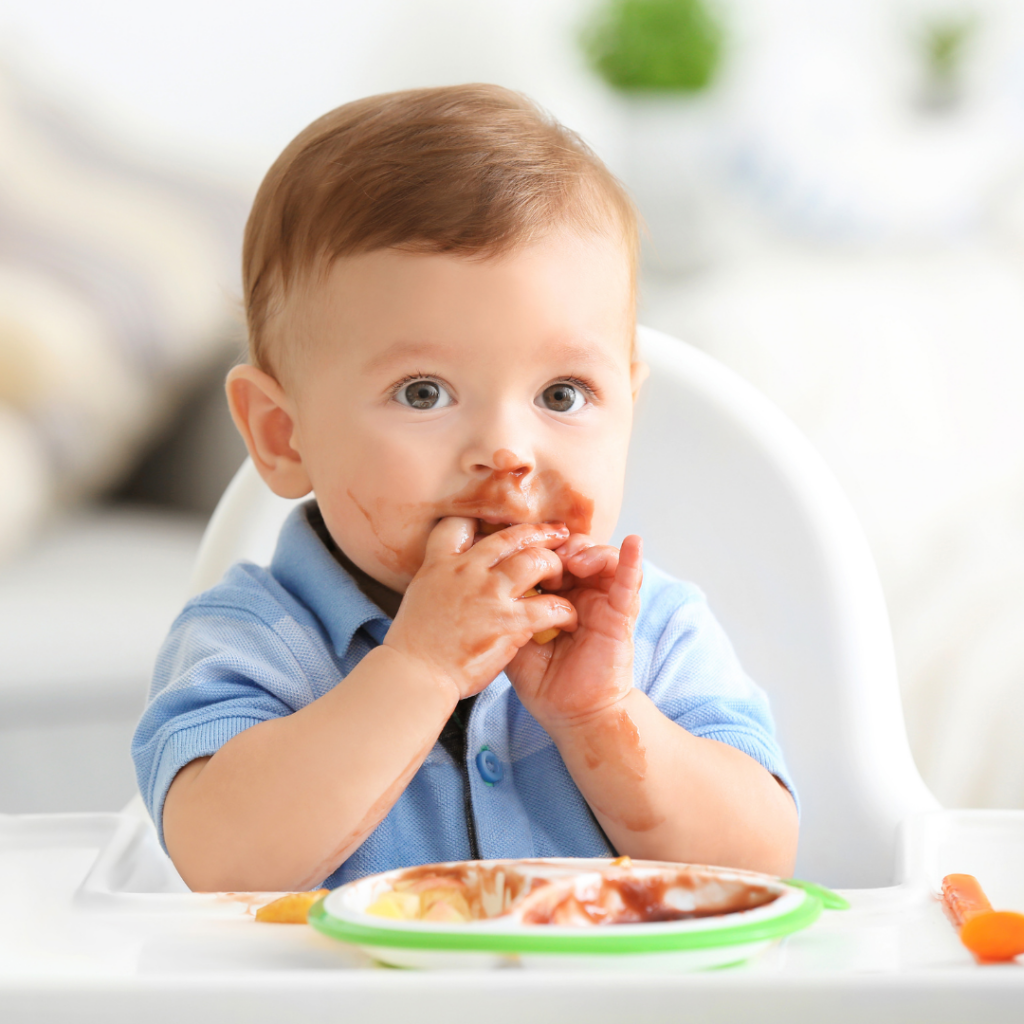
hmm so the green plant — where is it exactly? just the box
[581,0,724,93]
[914,13,978,111]
[924,15,976,88]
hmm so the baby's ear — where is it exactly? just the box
[630,360,650,403]
[225,365,312,499]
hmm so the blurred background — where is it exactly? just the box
[2,0,1023,816]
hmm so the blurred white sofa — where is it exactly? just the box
[0,364,247,813]
[0,63,248,811]
[0,507,204,811]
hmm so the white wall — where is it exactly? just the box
[0,0,621,187]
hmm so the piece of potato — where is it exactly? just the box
[419,887,472,922]
[254,889,329,924]
[365,890,421,920]
[421,897,471,923]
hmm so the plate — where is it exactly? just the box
[309,858,837,971]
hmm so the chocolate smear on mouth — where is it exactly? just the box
[450,450,594,536]
[343,451,594,581]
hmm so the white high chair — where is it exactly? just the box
[189,325,938,889]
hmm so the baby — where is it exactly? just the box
[132,85,798,892]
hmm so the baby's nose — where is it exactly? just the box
[474,447,532,479]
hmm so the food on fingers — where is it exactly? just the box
[521,586,561,644]
[476,521,563,644]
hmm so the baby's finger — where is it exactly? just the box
[606,535,643,617]
[497,545,564,594]
[475,522,570,567]
[422,517,477,563]
[564,543,620,580]
[553,533,596,559]
[516,591,578,639]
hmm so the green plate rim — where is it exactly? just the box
[307,886,822,955]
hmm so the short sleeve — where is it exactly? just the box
[633,569,798,811]
[131,598,335,850]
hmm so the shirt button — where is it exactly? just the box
[475,747,503,785]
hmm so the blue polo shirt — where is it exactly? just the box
[133,503,795,888]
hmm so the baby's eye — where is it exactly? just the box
[395,378,453,410]
[537,381,587,414]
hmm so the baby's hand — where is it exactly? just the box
[506,535,643,728]
[383,518,577,699]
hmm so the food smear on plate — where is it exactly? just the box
[516,870,776,926]
[941,874,1024,962]
[365,862,542,923]
[363,857,779,927]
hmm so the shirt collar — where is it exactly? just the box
[270,501,393,657]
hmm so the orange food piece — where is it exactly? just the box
[531,627,561,644]
[959,912,1024,962]
[941,874,1024,962]
[254,889,329,924]
[941,874,993,927]
[521,588,561,645]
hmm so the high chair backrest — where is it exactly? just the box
[190,325,937,888]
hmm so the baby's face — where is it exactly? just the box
[284,227,641,593]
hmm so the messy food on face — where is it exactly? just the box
[363,857,780,927]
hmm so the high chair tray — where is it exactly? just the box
[0,808,1022,1023]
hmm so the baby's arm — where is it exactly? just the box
[508,537,799,876]
[163,520,573,892]
[544,690,798,875]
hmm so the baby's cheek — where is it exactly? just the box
[400,528,433,577]
[324,489,430,584]
[374,521,431,581]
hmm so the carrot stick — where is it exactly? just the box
[960,912,1024,962]
[941,874,992,927]
[941,874,1024,962]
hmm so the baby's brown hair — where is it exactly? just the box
[243,84,639,373]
